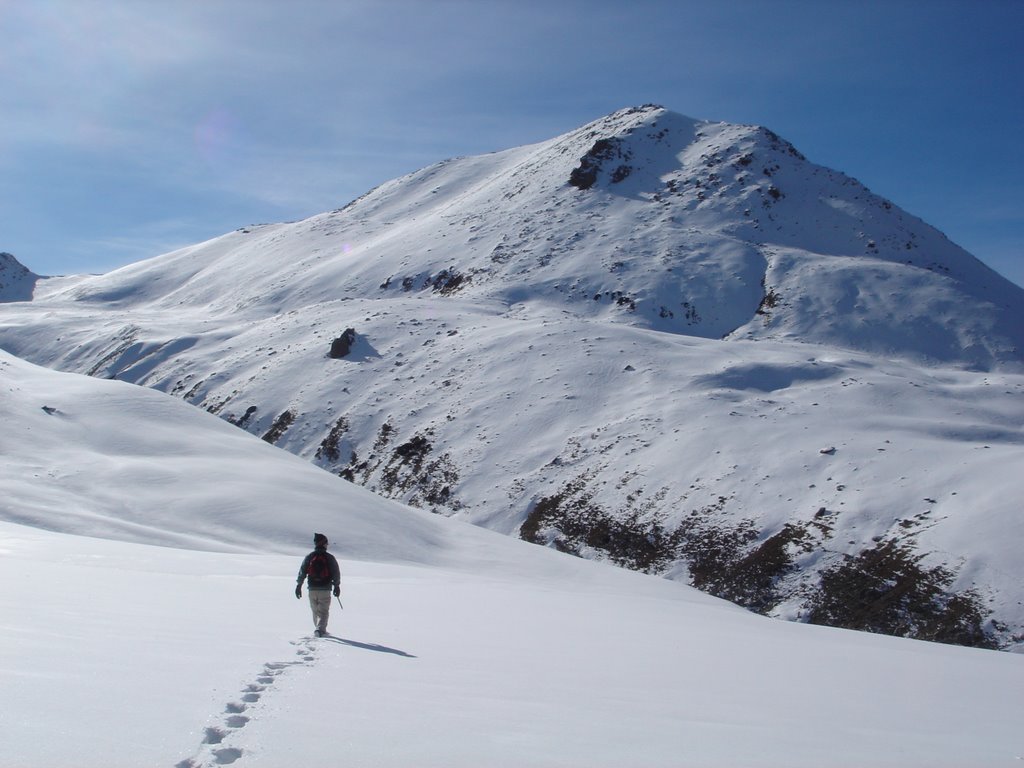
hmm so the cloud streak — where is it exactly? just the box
[1,0,1021,286]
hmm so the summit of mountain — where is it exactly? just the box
[33,104,1024,369]
[0,251,38,303]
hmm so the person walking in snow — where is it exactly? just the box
[295,533,341,637]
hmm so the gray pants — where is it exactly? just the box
[308,589,332,634]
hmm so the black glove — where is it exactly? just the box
[333,585,340,597]
[295,584,302,599]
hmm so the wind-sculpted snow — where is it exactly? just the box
[1,106,1023,650]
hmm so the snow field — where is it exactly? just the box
[3,522,1023,768]
[0,350,1022,766]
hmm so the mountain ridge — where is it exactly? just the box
[21,105,1024,368]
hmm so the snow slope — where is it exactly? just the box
[1,350,1023,768]
[1,105,1023,650]
[3,290,1022,650]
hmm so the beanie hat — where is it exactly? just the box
[314,532,328,546]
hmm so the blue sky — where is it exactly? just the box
[3,0,1022,287]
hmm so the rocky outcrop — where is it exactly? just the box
[330,328,357,358]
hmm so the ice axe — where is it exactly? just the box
[336,594,344,610]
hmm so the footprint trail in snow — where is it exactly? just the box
[175,638,319,767]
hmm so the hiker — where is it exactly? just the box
[295,532,341,637]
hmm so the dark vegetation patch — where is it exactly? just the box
[520,469,676,571]
[591,289,638,312]
[757,288,781,317]
[315,416,350,462]
[182,378,208,402]
[520,475,810,604]
[807,539,994,648]
[261,409,296,444]
[685,521,816,613]
[341,421,462,512]
[659,299,700,323]
[520,469,996,648]
[85,327,140,378]
[489,242,514,264]
[372,420,395,453]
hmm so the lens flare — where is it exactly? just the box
[194,108,236,170]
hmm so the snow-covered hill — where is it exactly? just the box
[2,349,1023,768]
[1,105,1022,650]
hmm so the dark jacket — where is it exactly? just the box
[297,546,341,591]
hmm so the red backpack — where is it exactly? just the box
[307,551,332,584]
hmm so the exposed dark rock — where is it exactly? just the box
[330,328,357,358]
[230,405,258,428]
[428,268,469,295]
[381,268,470,296]
[610,164,632,183]
[569,138,629,190]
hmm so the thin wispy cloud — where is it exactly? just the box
[1,0,1020,284]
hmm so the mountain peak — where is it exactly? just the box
[22,107,1024,368]
[0,252,38,302]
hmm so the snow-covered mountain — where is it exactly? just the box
[0,250,38,302]
[12,105,1023,366]
[2,348,1023,768]
[2,105,1023,651]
